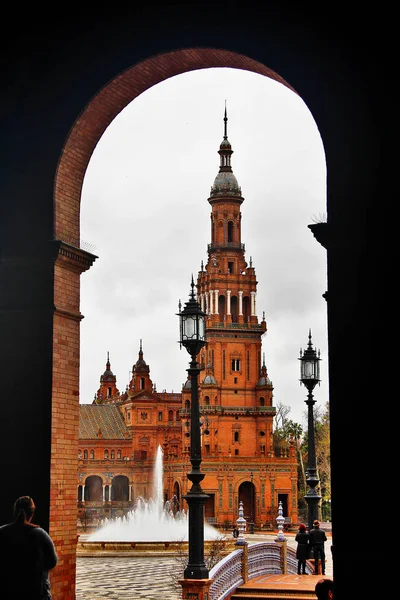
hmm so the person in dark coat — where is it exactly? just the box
[0,495,58,599]
[295,523,310,574]
[309,519,327,575]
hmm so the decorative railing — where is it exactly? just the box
[180,406,275,417]
[247,543,282,577]
[208,322,264,330]
[207,242,245,252]
[209,542,311,600]
[209,548,243,600]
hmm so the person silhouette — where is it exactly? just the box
[295,523,310,574]
[0,496,58,599]
[309,519,327,575]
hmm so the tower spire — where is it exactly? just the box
[224,100,228,140]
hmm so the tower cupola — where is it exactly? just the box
[209,104,243,199]
[129,340,154,394]
[96,351,119,402]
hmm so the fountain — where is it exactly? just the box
[78,446,229,555]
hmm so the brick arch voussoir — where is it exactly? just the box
[54,48,296,245]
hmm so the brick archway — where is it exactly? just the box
[54,49,296,244]
[50,49,299,598]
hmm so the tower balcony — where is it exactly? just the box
[207,321,266,332]
[179,406,276,417]
[207,242,245,252]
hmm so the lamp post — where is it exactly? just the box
[299,329,321,529]
[177,276,209,579]
[249,471,255,534]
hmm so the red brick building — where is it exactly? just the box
[78,110,298,530]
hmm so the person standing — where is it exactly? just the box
[295,523,310,574]
[309,519,327,575]
[0,495,58,599]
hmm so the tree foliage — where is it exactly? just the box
[273,401,331,521]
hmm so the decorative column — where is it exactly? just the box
[214,290,219,315]
[250,291,256,316]
[226,290,231,315]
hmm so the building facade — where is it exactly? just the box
[78,111,298,530]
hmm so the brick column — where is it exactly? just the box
[50,241,97,600]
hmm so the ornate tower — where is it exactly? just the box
[196,107,273,456]
[95,352,120,402]
[186,108,292,526]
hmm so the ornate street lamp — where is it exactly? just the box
[177,276,208,579]
[249,471,255,534]
[299,329,321,529]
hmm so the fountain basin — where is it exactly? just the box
[77,538,236,557]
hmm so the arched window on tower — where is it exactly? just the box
[231,296,238,322]
[107,387,112,397]
[227,221,234,243]
[243,296,250,322]
[218,295,225,323]
[140,377,145,389]
[234,431,239,442]
[260,397,265,406]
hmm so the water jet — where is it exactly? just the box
[77,446,232,556]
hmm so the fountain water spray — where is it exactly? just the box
[88,445,221,542]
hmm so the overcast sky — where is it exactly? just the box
[80,67,328,427]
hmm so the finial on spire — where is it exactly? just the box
[190,274,195,299]
[224,101,228,140]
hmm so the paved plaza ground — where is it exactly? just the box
[76,532,333,599]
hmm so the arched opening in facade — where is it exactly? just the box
[238,480,256,526]
[218,294,226,323]
[84,475,103,501]
[242,296,250,322]
[111,475,129,501]
[231,296,238,322]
